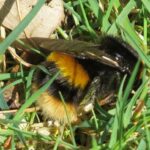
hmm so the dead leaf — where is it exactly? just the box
[0,0,64,38]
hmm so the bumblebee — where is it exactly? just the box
[14,36,138,124]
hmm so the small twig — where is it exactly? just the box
[0,26,6,39]
[133,100,145,119]
[16,0,29,38]
[98,93,114,106]
[0,26,6,72]
[8,46,34,67]
[0,106,40,114]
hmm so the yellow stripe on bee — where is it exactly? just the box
[36,92,78,123]
[47,52,90,89]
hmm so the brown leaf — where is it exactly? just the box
[0,0,64,38]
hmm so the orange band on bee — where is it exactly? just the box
[47,52,90,89]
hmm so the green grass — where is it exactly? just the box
[0,0,149,149]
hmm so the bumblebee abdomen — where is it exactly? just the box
[33,52,91,123]
[36,92,78,123]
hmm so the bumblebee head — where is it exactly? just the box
[99,36,138,73]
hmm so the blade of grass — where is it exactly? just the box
[108,115,118,148]
[111,61,144,149]
[64,2,82,21]
[110,60,140,148]
[113,115,150,149]
[122,61,141,102]
[6,126,76,149]
[25,68,35,100]
[108,0,136,34]
[119,18,142,48]
[124,79,148,127]
[143,7,148,53]
[0,78,27,94]
[15,130,27,149]
[53,128,64,150]
[118,19,150,68]
[88,0,103,19]
[109,76,126,148]
[115,76,127,149]
[101,0,114,32]
[78,0,97,37]
[0,89,9,110]
[13,71,59,122]
[91,137,101,150]
[16,39,46,57]
[57,27,69,40]
[0,0,46,54]
[143,111,150,149]
[59,92,77,148]
[91,108,98,130]
[137,139,146,150]
[142,0,150,13]
[11,136,15,150]
[0,72,27,80]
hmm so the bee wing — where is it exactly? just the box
[39,38,120,69]
[39,38,138,73]
[13,37,137,73]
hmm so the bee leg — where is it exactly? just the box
[77,76,101,116]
